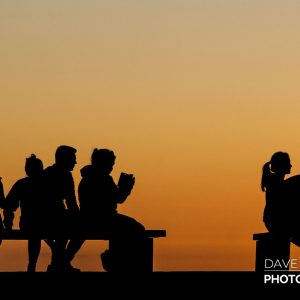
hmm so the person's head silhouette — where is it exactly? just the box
[91,148,116,175]
[55,145,77,171]
[261,151,292,191]
[25,154,43,178]
[269,152,292,175]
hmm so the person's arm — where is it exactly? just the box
[2,181,22,230]
[115,175,135,204]
[65,174,79,213]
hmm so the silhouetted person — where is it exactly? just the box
[261,151,300,247]
[261,151,292,235]
[43,145,81,272]
[78,148,147,272]
[2,154,45,272]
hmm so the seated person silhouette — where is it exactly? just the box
[1,154,46,272]
[261,151,300,245]
[77,148,147,272]
[42,145,81,272]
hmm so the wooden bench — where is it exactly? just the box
[253,232,291,272]
[0,229,167,272]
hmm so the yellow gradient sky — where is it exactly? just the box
[1,0,300,271]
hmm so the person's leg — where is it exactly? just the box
[44,239,55,250]
[46,239,68,272]
[113,213,145,235]
[46,211,71,271]
[103,214,148,272]
[27,239,41,272]
[107,236,153,272]
[0,214,4,246]
[64,239,85,268]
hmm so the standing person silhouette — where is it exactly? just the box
[43,145,81,272]
[77,148,147,272]
[261,151,292,235]
[2,154,45,272]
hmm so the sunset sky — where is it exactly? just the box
[1,0,300,271]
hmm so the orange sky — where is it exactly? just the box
[1,0,300,271]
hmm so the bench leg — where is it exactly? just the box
[255,238,290,272]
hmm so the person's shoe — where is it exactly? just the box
[46,264,55,272]
[46,262,80,272]
[63,262,81,272]
[27,264,36,272]
[46,263,65,272]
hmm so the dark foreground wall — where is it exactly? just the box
[0,272,293,298]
